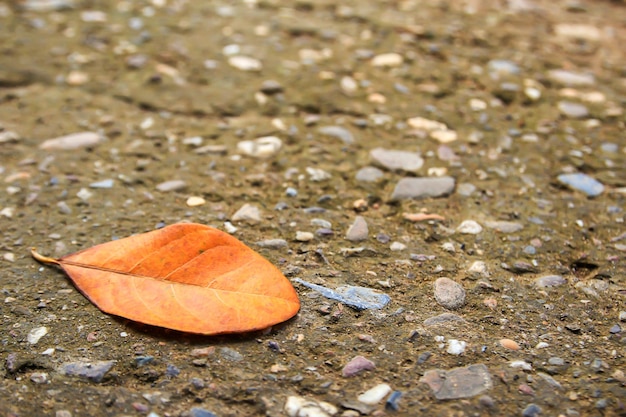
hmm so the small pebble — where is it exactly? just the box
[189,408,218,417]
[237,136,282,158]
[355,166,384,182]
[219,347,243,362]
[391,177,456,200]
[346,216,369,242]
[186,196,206,207]
[522,403,542,417]
[434,278,466,310]
[370,148,423,172]
[371,52,403,67]
[156,180,186,192]
[256,239,287,249]
[89,179,114,189]
[284,396,338,417]
[456,220,483,234]
[228,55,262,71]
[547,69,595,86]
[390,242,406,251]
[557,173,604,197]
[499,338,521,350]
[27,326,48,344]
[358,383,392,404]
[232,203,261,223]
[558,101,589,118]
[57,201,72,214]
[39,132,104,150]
[534,275,566,288]
[447,339,467,355]
[295,231,314,242]
[342,355,376,377]
[318,126,354,145]
[60,360,115,382]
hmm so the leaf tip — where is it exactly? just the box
[31,248,60,265]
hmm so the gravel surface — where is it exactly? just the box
[0,0,625,416]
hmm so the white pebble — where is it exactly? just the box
[27,327,48,345]
[284,395,338,417]
[358,383,392,404]
[228,55,262,71]
[510,360,532,370]
[456,220,483,234]
[390,242,406,251]
[186,196,206,207]
[430,130,458,143]
[237,136,282,158]
[407,117,448,131]
[224,221,238,234]
[76,188,93,201]
[446,339,466,355]
[39,131,104,150]
[295,231,314,242]
[306,167,331,182]
[371,53,403,67]
[467,260,488,276]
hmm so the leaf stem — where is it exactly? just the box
[30,248,61,265]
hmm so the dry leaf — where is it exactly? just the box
[32,223,300,335]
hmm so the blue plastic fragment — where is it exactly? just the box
[293,278,390,310]
[386,390,403,411]
[557,173,604,197]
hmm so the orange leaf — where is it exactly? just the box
[31,223,300,335]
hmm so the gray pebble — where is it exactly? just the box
[219,347,243,362]
[232,203,261,223]
[318,125,354,144]
[260,79,283,94]
[547,69,595,86]
[190,407,218,417]
[156,180,186,192]
[57,201,72,214]
[433,278,466,310]
[370,148,424,172]
[424,313,465,326]
[487,59,520,77]
[311,218,331,228]
[609,324,621,334]
[60,360,116,382]
[522,403,542,417]
[484,220,523,233]
[534,275,566,288]
[256,239,288,248]
[346,216,369,241]
[391,177,455,200]
[558,101,589,118]
[355,166,384,182]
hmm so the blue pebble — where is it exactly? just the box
[557,173,604,197]
[190,408,217,417]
